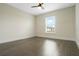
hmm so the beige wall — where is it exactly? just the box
[0,4,76,44]
[0,4,35,43]
[36,6,75,41]
[76,4,79,48]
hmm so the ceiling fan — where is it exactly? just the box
[31,3,44,9]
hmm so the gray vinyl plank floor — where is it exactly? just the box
[0,37,79,56]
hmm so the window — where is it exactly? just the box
[45,16,56,33]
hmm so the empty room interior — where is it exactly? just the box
[0,3,79,56]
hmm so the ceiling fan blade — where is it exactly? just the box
[31,6,38,8]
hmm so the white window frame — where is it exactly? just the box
[45,16,56,33]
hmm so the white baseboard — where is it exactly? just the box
[0,35,35,44]
[0,35,76,45]
[36,35,75,41]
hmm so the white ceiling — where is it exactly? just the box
[7,3,75,15]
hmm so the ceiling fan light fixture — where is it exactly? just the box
[37,7,42,9]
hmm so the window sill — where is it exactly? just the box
[45,31,56,33]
